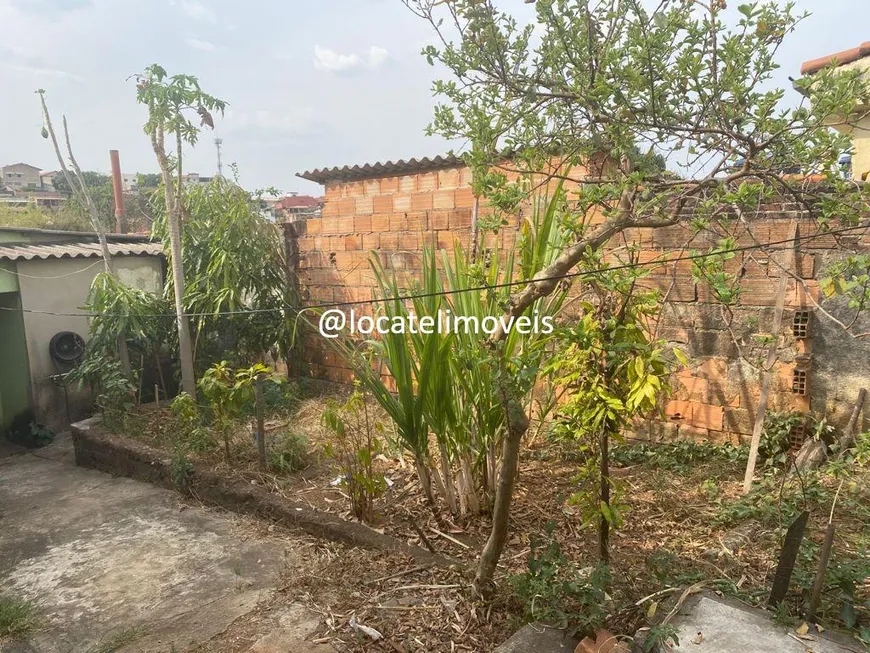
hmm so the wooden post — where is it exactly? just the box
[808,521,835,622]
[255,378,266,470]
[769,510,809,607]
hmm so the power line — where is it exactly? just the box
[0,258,104,280]
[0,220,866,319]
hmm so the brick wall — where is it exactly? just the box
[285,165,870,444]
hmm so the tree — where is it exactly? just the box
[150,176,292,369]
[406,0,870,595]
[38,90,132,374]
[135,64,226,397]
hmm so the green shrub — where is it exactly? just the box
[611,440,746,473]
[269,430,309,473]
[170,448,194,491]
[510,524,611,637]
[322,392,386,522]
[170,392,213,452]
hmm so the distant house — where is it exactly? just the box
[1,163,42,191]
[0,191,66,210]
[801,41,870,179]
[39,170,59,192]
[183,172,213,187]
[273,193,322,221]
[0,227,165,437]
[122,172,139,194]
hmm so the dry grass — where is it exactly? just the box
[117,382,870,651]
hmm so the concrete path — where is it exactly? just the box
[670,594,859,653]
[0,437,327,653]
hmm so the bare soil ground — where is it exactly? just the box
[115,380,870,652]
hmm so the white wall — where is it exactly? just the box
[16,255,164,431]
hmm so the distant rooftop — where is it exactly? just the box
[275,194,322,210]
[801,41,870,75]
[298,154,464,185]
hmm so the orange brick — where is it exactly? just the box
[380,176,399,193]
[362,233,380,249]
[345,235,361,251]
[321,199,339,218]
[321,217,339,234]
[459,167,474,185]
[433,188,455,210]
[355,196,374,215]
[411,191,434,211]
[380,233,398,250]
[429,211,450,230]
[342,181,365,197]
[336,216,354,234]
[329,236,346,251]
[790,279,820,307]
[373,195,393,213]
[324,184,341,200]
[393,194,412,211]
[398,175,417,193]
[437,231,459,249]
[399,234,420,250]
[449,209,473,229]
[454,187,475,208]
[696,358,728,382]
[418,172,438,191]
[371,214,390,232]
[421,231,437,248]
[665,400,692,421]
[391,212,427,231]
[690,402,724,430]
[363,179,379,196]
[305,219,323,236]
[336,197,356,215]
[438,168,462,188]
[354,215,372,232]
[738,278,781,306]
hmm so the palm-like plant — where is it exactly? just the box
[341,185,573,520]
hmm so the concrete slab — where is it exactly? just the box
[0,438,323,653]
[494,624,580,653]
[671,595,858,653]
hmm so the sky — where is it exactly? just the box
[0,0,868,196]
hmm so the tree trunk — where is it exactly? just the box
[474,215,635,594]
[743,220,798,494]
[39,94,132,378]
[168,209,197,397]
[151,128,197,398]
[599,429,610,564]
[474,376,530,597]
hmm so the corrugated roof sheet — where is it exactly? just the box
[0,241,164,262]
[297,154,464,184]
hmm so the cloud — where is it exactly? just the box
[9,0,90,12]
[170,0,216,24]
[223,106,320,136]
[186,37,219,52]
[2,62,83,81]
[313,45,389,73]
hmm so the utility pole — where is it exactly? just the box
[215,138,224,177]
